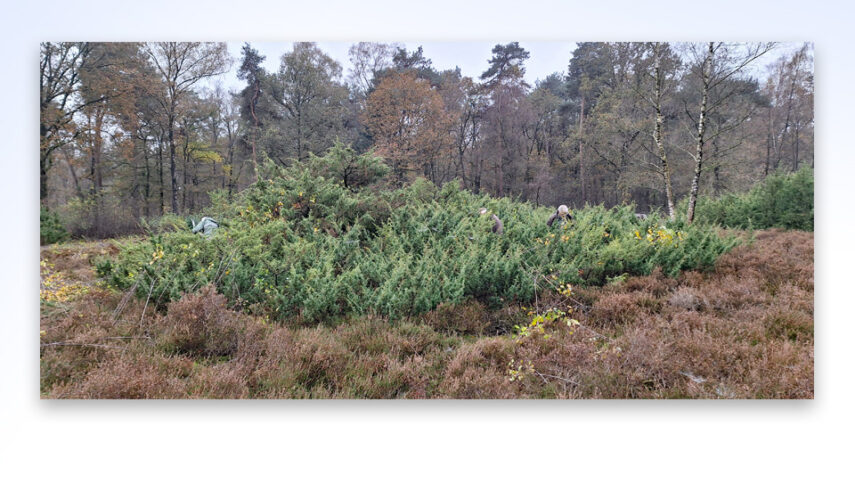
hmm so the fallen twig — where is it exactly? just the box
[139,273,156,327]
[534,370,580,386]
[40,342,126,350]
[111,280,139,324]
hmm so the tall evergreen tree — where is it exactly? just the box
[480,42,530,89]
[236,43,267,178]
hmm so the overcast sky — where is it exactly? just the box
[210,41,578,92]
[207,41,806,94]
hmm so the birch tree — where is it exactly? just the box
[347,42,402,99]
[654,44,678,218]
[683,42,774,223]
[763,44,814,176]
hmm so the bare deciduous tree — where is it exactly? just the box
[143,42,230,213]
[683,42,774,223]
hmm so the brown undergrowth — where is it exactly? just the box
[40,229,813,399]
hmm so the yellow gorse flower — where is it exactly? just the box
[148,245,165,265]
[640,226,684,247]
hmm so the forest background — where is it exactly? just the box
[39,40,812,238]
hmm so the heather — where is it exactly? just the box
[40,229,813,399]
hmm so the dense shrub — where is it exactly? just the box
[687,167,813,230]
[40,206,68,245]
[98,166,738,321]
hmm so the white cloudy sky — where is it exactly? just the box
[210,41,577,92]
[206,41,805,94]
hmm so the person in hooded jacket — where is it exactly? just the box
[546,205,573,227]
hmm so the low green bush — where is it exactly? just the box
[98,157,739,322]
[687,167,813,231]
[40,206,68,245]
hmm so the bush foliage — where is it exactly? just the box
[687,167,814,230]
[98,154,739,322]
[40,206,69,245]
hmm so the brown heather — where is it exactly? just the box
[41,229,813,399]
[155,284,244,357]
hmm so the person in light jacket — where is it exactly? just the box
[191,217,219,237]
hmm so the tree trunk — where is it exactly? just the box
[142,135,151,218]
[40,119,51,204]
[62,149,84,200]
[765,106,772,177]
[168,110,179,214]
[578,93,587,204]
[712,139,721,197]
[793,120,800,172]
[250,81,260,177]
[296,109,303,162]
[686,42,713,224]
[182,128,190,213]
[653,44,676,219]
[158,132,165,216]
[88,109,105,233]
[94,110,104,193]
[40,153,50,205]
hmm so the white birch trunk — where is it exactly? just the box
[686,42,714,224]
[652,43,676,219]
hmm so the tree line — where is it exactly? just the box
[39,41,813,237]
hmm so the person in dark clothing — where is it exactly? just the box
[479,208,504,234]
[546,205,573,227]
